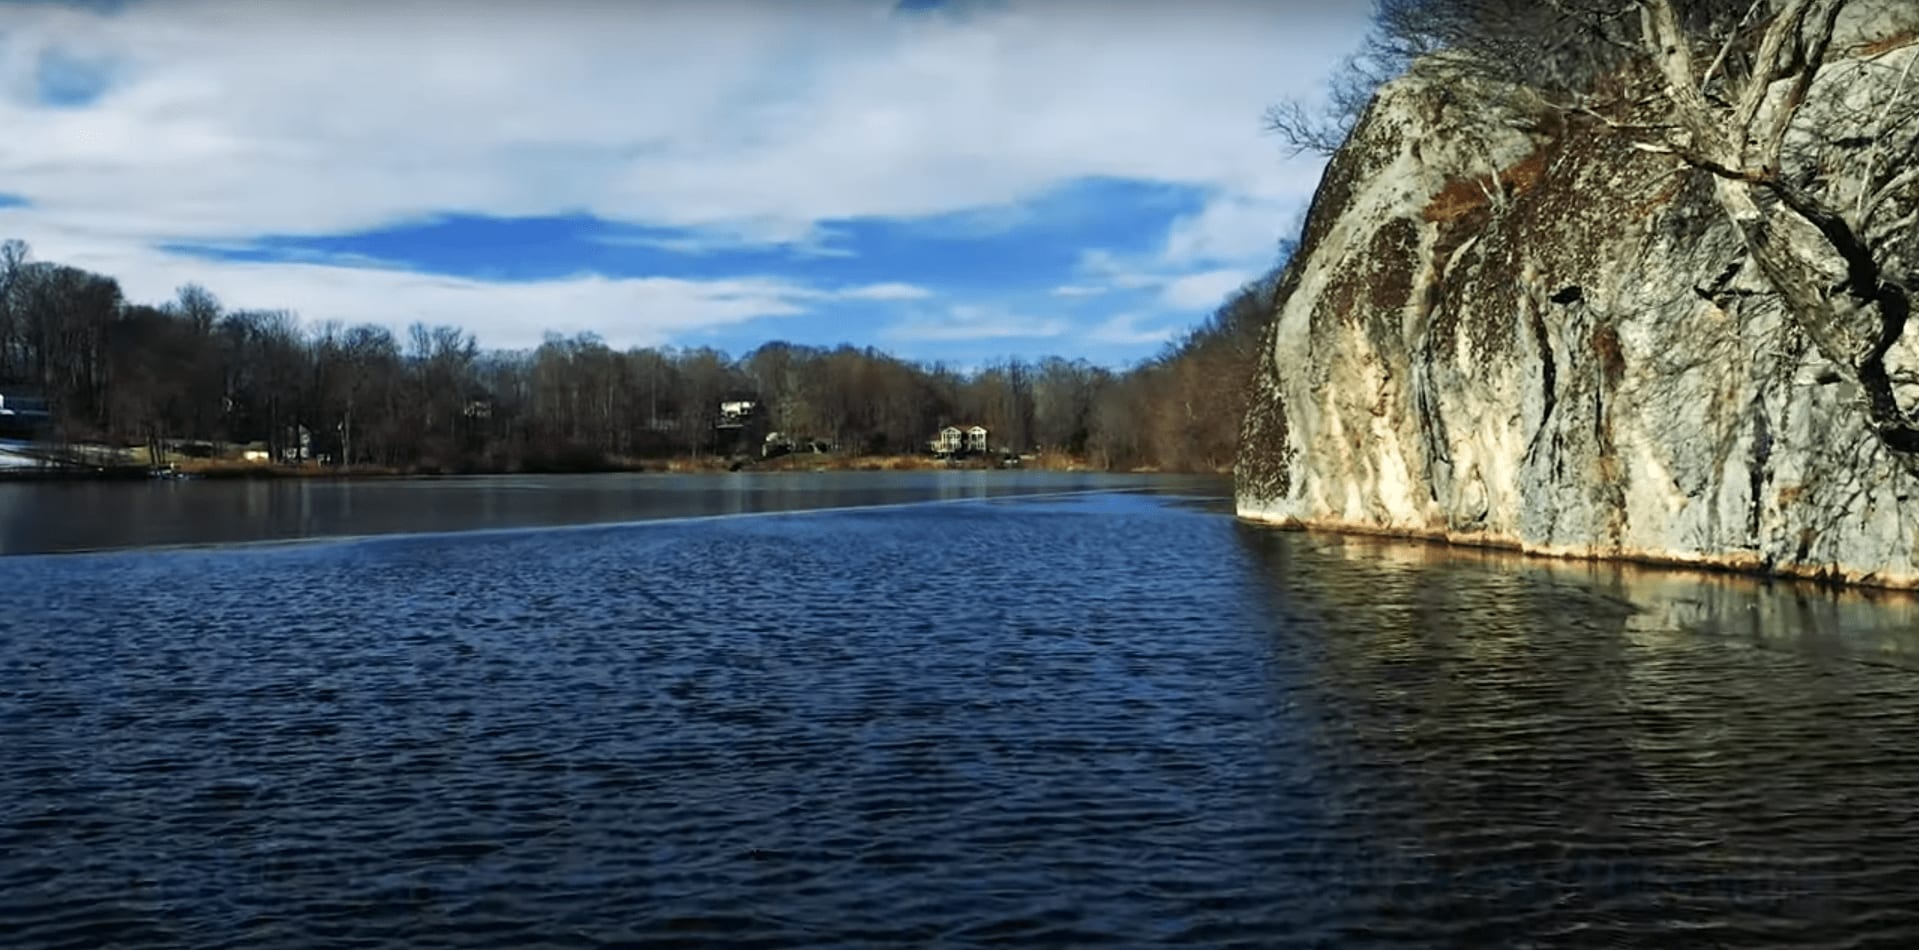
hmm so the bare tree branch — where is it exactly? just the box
[1700,0,1768,95]
[1756,0,1847,167]
[1275,0,1919,461]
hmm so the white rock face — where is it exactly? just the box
[1236,31,1919,589]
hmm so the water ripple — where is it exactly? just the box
[3,490,1919,946]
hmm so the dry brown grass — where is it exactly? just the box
[851,455,944,471]
[165,451,1108,478]
[662,456,732,473]
[752,453,963,472]
[1423,149,1550,225]
[1021,453,1096,472]
[171,458,408,479]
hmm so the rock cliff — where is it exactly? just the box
[1236,14,1919,588]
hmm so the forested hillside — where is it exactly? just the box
[0,238,1274,473]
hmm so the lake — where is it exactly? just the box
[0,471,1222,555]
[4,472,1919,947]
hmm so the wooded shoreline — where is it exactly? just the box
[0,449,1202,482]
[0,238,1280,480]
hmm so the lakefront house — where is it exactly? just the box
[717,399,758,428]
[931,424,989,456]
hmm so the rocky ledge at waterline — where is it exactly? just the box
[1236,6,1919,588]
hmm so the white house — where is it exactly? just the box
[931,424,989,455]
[278,425,314,464]
[718,399,758,428]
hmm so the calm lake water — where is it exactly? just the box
[0,471,1211,555]
[4,473,1919,947]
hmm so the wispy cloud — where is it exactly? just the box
[883,304,1068,342]
[1089,312,1180,347]
[1067,250,1259,314]
[836,281,934,301]
[0,0,1369,354]
[0,1,1365,239]
[7,228,812,351]
[1158,268,1250,310]
[589,223,857,259]
[1072,249,1167,292]
[1049,284,1109,298]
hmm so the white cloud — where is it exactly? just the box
[1159,268,1252,311]
[1089,313,1180,347]
[589,222,857,258]
[0,0,1368,237]
[1065,250,1257,315]
[7,223,811,351]
[1160,191,1298,268]
[837,281,934,301]
[884,304,1068,342]
[1074,250,1170,291]
[0,0,1371,347]
[1049,284,1109,298]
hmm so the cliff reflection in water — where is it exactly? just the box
[1235,525,1919,937]
[2,488,1917,947]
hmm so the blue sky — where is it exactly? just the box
[0,0,1371,366]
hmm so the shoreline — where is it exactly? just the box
[1234,507,1919,596]
[2,452,1208,482]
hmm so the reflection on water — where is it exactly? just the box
[1235,527,1919,944]
[3,487,1918,947]
[1271,529,1919,661]
[0,471,1226,555]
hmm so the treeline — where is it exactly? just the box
[0,237,1274,473]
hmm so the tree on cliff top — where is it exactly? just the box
[1278,0,1919,464]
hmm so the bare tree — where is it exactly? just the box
[0,239,28,382]
[1517,1,1919,459]
[1264,52,1398,156]
[1278,0,1919,461]
[0,231,1280,474]
[1264,0,1636,154]
[1616,0,1919,457]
